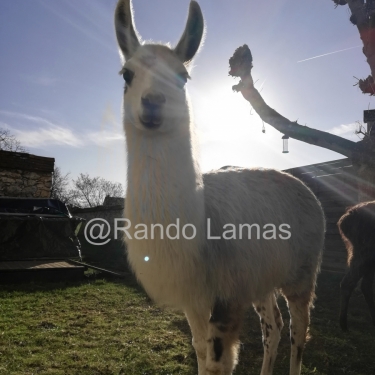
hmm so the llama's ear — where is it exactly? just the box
[174,1,205,64]
[114,0,141,61]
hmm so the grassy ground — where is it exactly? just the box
[0,271,374,375]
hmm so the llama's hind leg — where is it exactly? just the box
[185,308,210,375]
[254,293,284,375]
[205,299,244,375]
[360,263,375,326]
[285,292,312,375]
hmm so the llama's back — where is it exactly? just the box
[338,201,375,266]
[203,167,325,303]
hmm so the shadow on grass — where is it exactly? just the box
[0,268,145,295]
[170,316,191,336]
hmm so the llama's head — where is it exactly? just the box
[114,0,204,134]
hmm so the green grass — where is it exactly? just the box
[0,272,374,375]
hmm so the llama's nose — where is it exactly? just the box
[141,91,166,108]
[140,91,166,129]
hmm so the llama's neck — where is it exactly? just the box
[125,121,205,234]
[124,119,207,308]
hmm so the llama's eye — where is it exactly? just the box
[176,72,189,88]
[122,69,134,85]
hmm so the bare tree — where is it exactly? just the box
[229,0,375,203]
[50,166,71,203]
[0,128,27,153]
[70,173,124,208]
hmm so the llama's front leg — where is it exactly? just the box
[254,293,284,375]
[340,264,363,331]
[205,299,244,375]
[360,264,375,326]
[285,293,311,375]
[185,308,210,375]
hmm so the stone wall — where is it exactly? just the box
[0,150,55,198]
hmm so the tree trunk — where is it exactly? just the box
[355,164,375,201]
[352,137,375,201]
[336,0,375,94]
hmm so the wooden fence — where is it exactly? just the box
[285,158,358,273]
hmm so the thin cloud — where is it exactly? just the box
[24,74,58,87]
[0,110,124,149]
[329,123,355,135]
[328,123,358,141]
[0,110,64,128]
[88,130,125,146]
[14,126,84,148]
[297,46,361,63]
[0,110,82,148]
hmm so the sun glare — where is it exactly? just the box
[192,84,283,171]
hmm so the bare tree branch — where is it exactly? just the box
[50,166,71,203]
[70,173,125,208]
[229,45,356,157]
[0,128,27,153]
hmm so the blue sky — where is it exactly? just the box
[0,0,372,187]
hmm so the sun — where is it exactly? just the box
[191,83,280,170]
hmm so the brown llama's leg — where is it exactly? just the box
[339,262,364,331]
[254,293,284,375]
[360,263,375,326]
[205,299,244,375]
[285,292,312,375]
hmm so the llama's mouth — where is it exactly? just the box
[139,113,163,130]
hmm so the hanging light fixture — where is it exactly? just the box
[282,134,289,153]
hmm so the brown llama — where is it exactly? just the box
[338,200,375,331]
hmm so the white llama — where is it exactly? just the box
[114,1,325,374]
